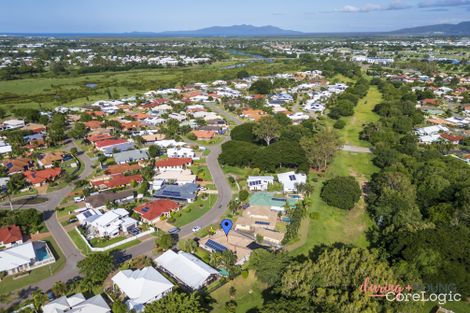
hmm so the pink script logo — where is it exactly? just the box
[359,277,413,298]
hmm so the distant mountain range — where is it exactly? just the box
[2,21,470,37]
[390,21,470,36]
[156,24,304,37]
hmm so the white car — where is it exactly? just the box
[192,226,201,232]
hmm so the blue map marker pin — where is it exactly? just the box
[220,219,233,237]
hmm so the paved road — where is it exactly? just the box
[205,102,242,126]
[342,144,372,153]
[126,137,233,257]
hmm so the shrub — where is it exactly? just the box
[333,119,346,129]
[320,176,361,210]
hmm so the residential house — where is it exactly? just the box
[90,174,143,190]
[247,176,274,191]
[2,119,25,130]
[277,171,307,193]
[113,149,149,164]
[104,163,141,176]
[2,158,33,175]
[134,199,179,223]
[0,225,23,248]
[440,133,464,145]
[155,158,192,172]
[191,130,216,140]
[42,293,111,313]
[0,140,12,155]
[154,250,219,290]
[95,139,134,155]
[77,208,103,226]
[235,206,284,246]
[166,147,195,159]
[241,108,266,122]
[153,169,196,189]
[249,192,297,212]
[38,152,64,168]
[112,267,174,313]
[0,241,55,275]
[155,183,198,203]
[87,208,137,238]
[24,168,62,187]
[84,190,135,210]
[199,230,256,265]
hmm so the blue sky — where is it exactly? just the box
[1,0,469,33]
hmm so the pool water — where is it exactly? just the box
[35,246,50,261]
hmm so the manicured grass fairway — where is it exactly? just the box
[0,237,65,294]
[338,85,382,147]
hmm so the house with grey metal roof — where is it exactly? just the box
[113,149,149,164]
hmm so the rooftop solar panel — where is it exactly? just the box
[206,239,227,252]
[255,221,270,225]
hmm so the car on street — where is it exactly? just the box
[168,227,180,234]
[192,226,201,232]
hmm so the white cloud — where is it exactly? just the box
[337,1,412,13]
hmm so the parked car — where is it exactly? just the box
[168,227,180,234]
[73,196,84,203]
[192,226,201,232]
[68,217,78,224]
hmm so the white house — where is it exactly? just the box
[167,147,195,159]
[112,267,174,313]
[247,176,274,191]
[0,140,12,155]
[88,209,137,238]
[0,241,55,275]
[77,208,103,225]
[277,171,307,193]
[2,119,25,130]
[154,250,219,290]
[42,293,111,313]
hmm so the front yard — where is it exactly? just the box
[172,194,217,227]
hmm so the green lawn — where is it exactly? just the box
[67,229,141,255]
[0,237,65,294]
[68,229,92,255]
[173,195,217,227]
[289,151,378,255]
[338,85,382,147]
[210,271,267,313]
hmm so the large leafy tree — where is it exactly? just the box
[143,291,207,313]
[77,252,114,284]
[300,127,341,171]
[321,176,361,210]
[253,116,282,146]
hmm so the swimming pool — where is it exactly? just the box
[34,246,50,261]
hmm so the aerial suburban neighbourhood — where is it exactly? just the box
[0,1,469,313]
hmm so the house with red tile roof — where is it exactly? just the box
[134,199,179,223]
[24,168,62,187]
[0,225,23,248]
[95,139,134,155]
[2,158,33,175]
[91,174,143,190]
[420,98,439,106]
[87,133,114,143]
[104,163,141,176]
[155,158,192,171]
[440,133,464,144]
[192,130,216,140]
[84,120,103,130]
